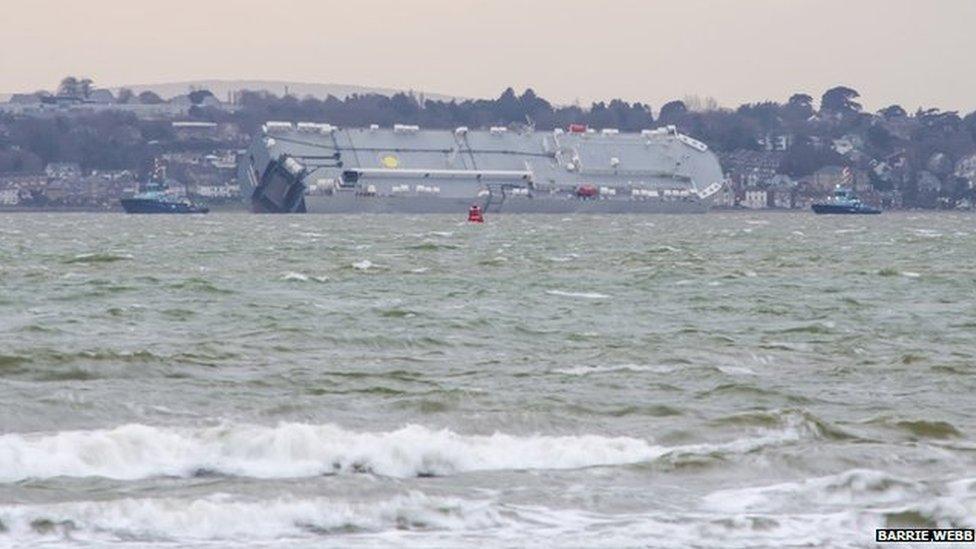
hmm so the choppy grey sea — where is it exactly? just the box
[0,212,974,547]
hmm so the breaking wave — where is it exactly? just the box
[280,271,329,283]
[0,492,505,542]
[0,419,837,483]
[703,469,925,513]
[3,491,947,547]
[351,259,378,271]
[552,364,677,376]
[545,290,611,300]
[0,423,663,481]
[703,470,976,531]
[863,417,964,439]
[3,489,973,546]
[62,252,133,264]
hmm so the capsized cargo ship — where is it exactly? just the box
[238,122,725,214]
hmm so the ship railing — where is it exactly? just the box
[578,167,691,181]
[483,182,522,212]
[676,134,709,152]
[696,182,723,199]
[344,168,533,181]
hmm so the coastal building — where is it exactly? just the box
[712,181,738,208]
[768,187,794,209]
[719,150,784,187]
[743,188,769,209]
[810,165,864,192]
[831,136,857,156]
[205,152,238,170]
[0,173,47,191]
[0,189,20,205]
[954,153,976,188]
[916,170,943,193]
[170,122,247,145]
[45,162,83,180]
[198,95,222,108]
[8,93,43,105]
[0,168,138,209]
[193,184,241,198]
[764,175,796,209]
[0,98,206,120]
[172,121,219,140]
[758,133,793,152]
[87,89,116,104]
[169,95,193,107]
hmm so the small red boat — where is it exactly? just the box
[468,204,484,223]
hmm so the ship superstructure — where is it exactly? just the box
[238,122,724,214]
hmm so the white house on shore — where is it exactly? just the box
[0,189,21,205]
[743,188,769,209]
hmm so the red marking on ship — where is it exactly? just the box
[576,184,598,198]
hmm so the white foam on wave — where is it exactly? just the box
[545,290,611,300]
[0,413,844,484]
[0,418,832,486]
[0,423,664,482]
[703,470,976,534]
[663,428,805,463]
[0,492,504,543]
[553,364,676,376]
[0,492,882,548]
[352,259,374,271]
[0,490,911,548]
[715,365,757,376]
[281,271,328,283]
[703,469,929,513]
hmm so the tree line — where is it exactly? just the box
[205,85,976,207]
[230,87,657,134]
[2,79,975,207]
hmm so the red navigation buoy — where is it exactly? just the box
[468,204,484,223]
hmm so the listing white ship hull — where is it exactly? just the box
[239,122,725,214]
[304,193,711,214]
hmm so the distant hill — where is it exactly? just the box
[1,80,461,103]
[108,80,462,102]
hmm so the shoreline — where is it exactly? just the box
[1,207,971,214]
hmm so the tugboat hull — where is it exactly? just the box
[811,204,880,215]
[121,198,209,214]
[812,185,882,215]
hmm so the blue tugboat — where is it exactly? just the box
[812,186,881,215]
[120,161,209,214]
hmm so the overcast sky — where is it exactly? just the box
[2,0,973,112]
